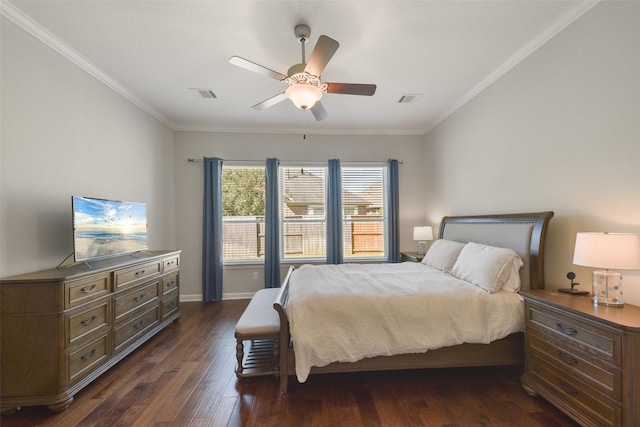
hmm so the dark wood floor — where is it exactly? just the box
[1,300,579,427]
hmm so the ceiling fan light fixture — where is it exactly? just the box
[285,83,323,110]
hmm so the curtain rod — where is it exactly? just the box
[187,158,403,165]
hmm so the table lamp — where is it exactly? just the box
[572,232,640,307]
[413,226,434,256]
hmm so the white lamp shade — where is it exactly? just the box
[285,83,322,110]
[573,232,640,270]
[413,226,434,241]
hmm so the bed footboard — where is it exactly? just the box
[273,265,294,393]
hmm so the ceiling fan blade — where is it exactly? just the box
[326,83,377,96]
[310,102,328,121]
[305,35,339,77]
[229,56,287,81]
[251,93,287,110]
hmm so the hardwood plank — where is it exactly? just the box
[1,300,579,427]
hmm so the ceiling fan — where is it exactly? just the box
[229,24,376,121]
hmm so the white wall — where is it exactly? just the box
[423,2,640,304]
[0,17,177,277]
[174,131,425,299]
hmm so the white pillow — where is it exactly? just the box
[451,242,523,293]
[502,257,524,292]
[421,239,466,272]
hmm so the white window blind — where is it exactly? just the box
[279,166,326,260]
[342,166,387,259]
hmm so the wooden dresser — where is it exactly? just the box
[520,290,640,426]
[0,250,181,413]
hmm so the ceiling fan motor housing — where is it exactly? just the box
[294,24,311,42]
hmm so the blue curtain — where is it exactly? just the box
[202,157,224,302]
[264,158,280,288]
[326,159,343,264]
[387,159,400,263]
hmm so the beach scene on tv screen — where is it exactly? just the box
[74,197,148,260]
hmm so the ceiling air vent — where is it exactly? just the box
[190,88,217,99]
[398,94,423,104]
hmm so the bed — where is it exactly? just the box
[273,211,554,393]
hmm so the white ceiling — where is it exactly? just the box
[3,0,597,135]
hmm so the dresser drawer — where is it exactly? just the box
[528,355,621,427]
[162,255,180,273]
[114,281,159,322]
[68,334,109,384]
[527,328,620,399]
[114,305,159,352]
[527,303,620,365]
[114,261,161,291]
[161,273,179,295]
[66,299,110,347]
[161,289,179,320]
[66,274,110,308]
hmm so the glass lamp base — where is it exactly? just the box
[592,269,624,307]
[418,242,427,256]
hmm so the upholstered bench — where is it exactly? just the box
[235,288,281,378]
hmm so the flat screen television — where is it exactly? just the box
[72,196,149,262]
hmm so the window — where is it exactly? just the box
[342,166,386,260]
[221,162,388,263]
[221,165,265,263]
[279,166,326,260]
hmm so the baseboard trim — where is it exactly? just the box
[180,292,255,302]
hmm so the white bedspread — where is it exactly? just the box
[286,262,524,382]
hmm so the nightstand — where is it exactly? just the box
[520,290,640,426]
[400,252,424,263]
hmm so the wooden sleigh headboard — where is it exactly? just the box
[439,211,554,291]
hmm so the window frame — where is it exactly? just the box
[341,163,388,262]
[279,163,328,262]
[221,162,266,266]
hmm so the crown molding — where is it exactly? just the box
[1,0,175,129]
[425,0,601,134]
[172,124,424,137]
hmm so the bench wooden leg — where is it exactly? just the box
[235,338,244,377]
[272,338,279,375]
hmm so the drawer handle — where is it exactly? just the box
[135,269,146,277]
[133,320,145,330]
[167,302,176,309]
[556,322,578,336]
[167,280,176,287]
[556,350,578,365]
[133,293,146,303]
[558,379,579,396]
[81,284,97,293]
[80,315,97,326]
[81,349,96,361]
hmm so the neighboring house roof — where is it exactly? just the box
[283,172,379,207]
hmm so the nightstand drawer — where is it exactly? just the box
[529,355,621,427]
[528,328,620,399]
[527,304,620,365]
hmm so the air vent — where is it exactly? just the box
[398,94,423,104]
[190,88,217,99]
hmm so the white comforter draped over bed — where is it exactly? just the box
[286,262,525,382]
